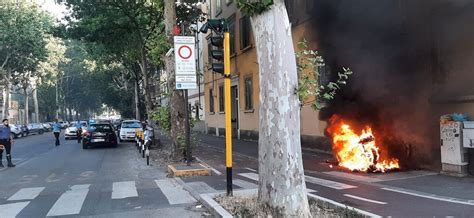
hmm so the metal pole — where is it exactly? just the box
[224,32,232,196]
[185,89,191,166]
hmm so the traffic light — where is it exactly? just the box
[200,18,227,75]
[199,19,226,34]
[210,36,224,74]
[199,19,233,196]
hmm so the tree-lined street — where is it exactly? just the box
[2,0,474,217]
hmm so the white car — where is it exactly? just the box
[64,126,79,140]
[119,120,142,142]
[9,124,22,138]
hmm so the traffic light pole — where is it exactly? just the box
[224,32,233,196]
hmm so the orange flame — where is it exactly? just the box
[328,116,399,173]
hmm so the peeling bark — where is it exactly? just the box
[251,2,311,217]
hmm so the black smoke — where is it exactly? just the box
[308,0,474,169]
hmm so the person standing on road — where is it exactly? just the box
[52,120,61,146]
[0,119,15,167]
[75,120,82,143]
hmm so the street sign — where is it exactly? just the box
[174,36,197,90]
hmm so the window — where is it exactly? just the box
[219,85,224,112]
[240,15,251,50]
[244,77,253,110]
[227,15,236,55]
[216,0,222,15]
[317,64,331,105]
[209,89,215,113]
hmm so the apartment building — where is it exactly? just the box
[202,0,328,150]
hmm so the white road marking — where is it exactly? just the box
[46,184,90,217]
[238,172,259,181]
[0,201,30,218]
[305,175,357,190]
[343,194,387,205]
[111,181,138,199]
[381,187,474,206]
[234,179,257,189]
[245,168,257,172]
[195,157,222,175]
[324,171,383,183]
[308,193,382,218]
[155,179,196,205]
[8,187,45,201]
[238,173,317,192]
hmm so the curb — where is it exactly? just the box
[178,178,381,218]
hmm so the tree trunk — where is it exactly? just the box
[3,72,11,120]
[67,107,72,121]
[251,2,311,217]
[33,88,39,123]
[23,88,29,124]
[134,79,140,120]
[163,0,185,160]
[139,48,154,121]
[55,83,59,120]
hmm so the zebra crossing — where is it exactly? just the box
[0,179,197,218]
[0,168,361,217]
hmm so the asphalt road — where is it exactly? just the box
[189,133,474,217]
[0,132,206,217]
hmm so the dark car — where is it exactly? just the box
[19,124,28,137]
[27,123,44,135]
[82,123,117,149]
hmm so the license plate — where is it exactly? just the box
[91,139,105,142]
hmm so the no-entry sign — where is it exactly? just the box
[174,36,196,90]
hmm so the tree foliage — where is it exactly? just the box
[295,40,353,110]
[0,2,52,79]
[236,0,274,16]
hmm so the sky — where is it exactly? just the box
[36,0,69,22]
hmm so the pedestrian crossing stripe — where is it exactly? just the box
[8,187,45,201]
[46,184,90,217]
[0,201,30,218]
[112,181,138,199]
[155,179,196,205]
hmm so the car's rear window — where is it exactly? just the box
[122,122,141,128]
[90,124,113,132]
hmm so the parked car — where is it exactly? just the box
[27,123,44,135]
[9,124,23,138]
[19,124,29,137]
[119,120,142,142]
[42,123,52,132]
[82,123,117,149]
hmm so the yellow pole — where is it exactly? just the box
[224,32,232,196]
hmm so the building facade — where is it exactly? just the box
[202,0,328,150]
